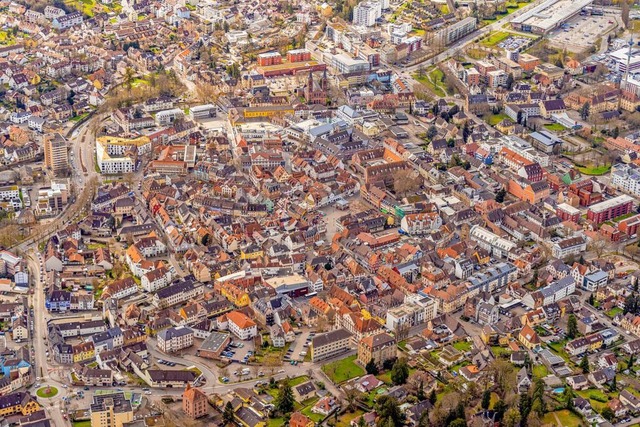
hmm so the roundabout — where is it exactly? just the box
[36,386,58,399]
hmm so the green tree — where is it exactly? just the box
[503,407,522,427]
[532,379,546,415]
[481,389,491,410]
[365,359,379,375]
[449,419,466,427]
[610,375,617,392]
[580,355,590,373]
[495,188,507,203]
[429,389,437,404]
[567,314,578,339]
[275,380,295,414]
[579,102,590,120]
[417,379,426,401]
[223,401,235,425]
[390,358,409,385]
[519,393,532,425]
[493,400,507,421]
[601,406,615,421]
[629,354,636,371]
[376,396,405,426]
[562,386,574,410]
[426,125,437,140]
[123,67,135,90]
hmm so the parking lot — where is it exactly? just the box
[284,330,313,363]
[548,14,616,52]
[496,35,534,51]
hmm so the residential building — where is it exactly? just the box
[357,332,396,368]
[183,384,208,419]
[587,195,634,224]
[310,328,353,362]
[90,392,133,427]
[157,326,194,353]
[226,311,258,340]
[44,134,69,176]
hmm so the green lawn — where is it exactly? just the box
[70,112,90,123]
[532,364,548,379]
[336,410,364,427]
[606,307,623,318]
[288,375,310,387]
[322,355,365,384]
[453,340,472,352]
[267,418,284,427]
[544,123,566,131]
[577,165,611,176]
[486,113,510,125]
[131,78,148,88]
[73,422,92,427]
[413,67,449,98]
[36,386,58,398]
[490,346,512,358]
[480,31,511,47]
[542,410,583,427]
[576,389,609,412]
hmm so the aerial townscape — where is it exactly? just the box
[4,0,640,426]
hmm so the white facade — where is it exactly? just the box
[96,139,135,174]
[353,1,381,27]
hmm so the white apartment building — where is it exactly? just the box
[141,267,172,292]
[96,138,135,174]
[386,296,437,332]
[353,1,381,27]
[551,236,587,259]
[469,225,517,259]
[611,163,640,196]
[157,326,194,353]
[226,311,257,340]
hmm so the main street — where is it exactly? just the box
[26,249,69,427]
[13,116,102,253]
[396,0,548,83]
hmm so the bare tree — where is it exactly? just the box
[588,234,608,259]
[393,169,422,197]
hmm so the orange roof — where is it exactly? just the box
[227,311,256,329]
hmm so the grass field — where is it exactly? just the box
[322,355,365,384]
[36,386,58,398]
[66,0,97,17]
[606,307,623,318]
[288,375,310,387]
[336,411,364,427]
[490,346,512,358]
[542,410,583,427]
[480,31,511,47]
[413,67,449,98]
[486,113,510,125]
[577,164,611,175]
[73,422,92,427]
[544,123,566,131]
[453,340,472,352]
[532,364,548,379]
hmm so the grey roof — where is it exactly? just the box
[311,328,352,348]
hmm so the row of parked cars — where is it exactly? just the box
[157,359,176,367]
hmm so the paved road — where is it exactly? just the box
[27,249,69,427]
[13,116,101,253]
[398,0,548,77]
